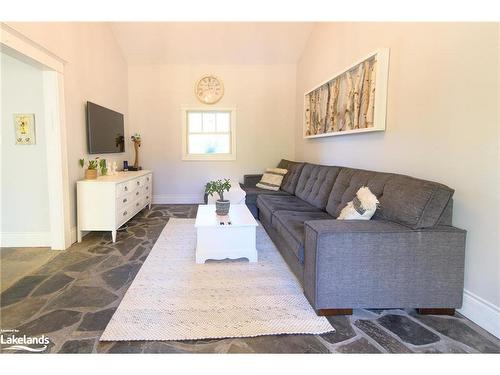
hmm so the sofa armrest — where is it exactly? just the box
[303,219,466,310]
[243,174,263,188]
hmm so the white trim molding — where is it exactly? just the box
[459,289,500,339]
[153,194,204,204]
[0,232,51,248]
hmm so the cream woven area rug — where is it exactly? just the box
[100,219,334,341]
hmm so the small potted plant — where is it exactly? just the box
[79,158,99,180]
[205,179,232,216]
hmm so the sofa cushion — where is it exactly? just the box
[272,210,333,264]
[240,183,290,206]
[277,159,305,194]
[326,168,393,217]
[294,164,341,209]
[256,195,322,225]
[377,175,454,229]
[326,167,454,229]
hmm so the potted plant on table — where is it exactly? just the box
[205,179,232,216]
[79,158,99,180]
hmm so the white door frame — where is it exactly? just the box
[1,24,72,250]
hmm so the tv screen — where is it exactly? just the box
[86,101,125,154]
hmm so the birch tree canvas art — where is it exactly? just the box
[304,49,389,138]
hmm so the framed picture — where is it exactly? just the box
[304,49,390,138]
[14,113,36,145]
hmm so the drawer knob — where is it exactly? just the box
[146,186,149,190]
[123,211,127,216]
[125,186,128,191]
[136,191,139,196]
[137,181,140,185]
[136,202,139,206]
[146,196,149,199]
[123,198,127,203]
[147,177,150,181]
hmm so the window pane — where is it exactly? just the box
[188,134,230,154]
[216,112,230,132]
[188,112,202,132]
[202,112,216,132]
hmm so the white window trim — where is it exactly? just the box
[181,107,237,161]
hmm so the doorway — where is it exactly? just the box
[1,24,71,250]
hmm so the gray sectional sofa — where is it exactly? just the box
[240,160,466,316]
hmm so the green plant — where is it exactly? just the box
[205,179,231,201]
[99,159,108,176]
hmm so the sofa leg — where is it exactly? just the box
[417,308,455,316]
[316,309,353,316]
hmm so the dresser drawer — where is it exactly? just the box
[116,203,133,225]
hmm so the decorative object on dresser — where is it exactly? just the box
[130,133,141,170]
[195,205,258,264]
[77,170,153,243]
[79,157,99,180]
[205,178,232,216]
[195,75,224,104]
[304,48,390,138]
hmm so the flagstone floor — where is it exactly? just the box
[1,205,499,354]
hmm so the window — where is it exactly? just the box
[182,109,236,160]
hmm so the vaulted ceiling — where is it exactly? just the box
[110,22,314,65]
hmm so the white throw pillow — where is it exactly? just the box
[337,186,379,220]
[256,168,288,191]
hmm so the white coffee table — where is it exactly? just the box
[195,204,258,264]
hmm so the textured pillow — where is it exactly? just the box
[256,168,288,191]
[337,186,379,220]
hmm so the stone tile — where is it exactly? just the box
[32,273,74,297]
[377,315,440,346]
[113,237,142,256]
[336,338,381,353]
[128,226,146,238]
[412,314,500,353]
[0,275,49,307]
[0,297,48,328]
[17,310,82,335]
[87,246,116,255]
[77,308,116,332]
[59,339,95,353]
[238,334,330,353]
[96,255,124,272]
[320,316,356,344]
[129,246,147,261]
[147,211,164,218]
[101,263,142,290]
[33,251,91,275]
[354,320,412,353]
[106,341,146,353]
[142,341,188,353]
[49,286,118,309]
[64,255,107,272]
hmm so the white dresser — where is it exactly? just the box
[77,170,153,243]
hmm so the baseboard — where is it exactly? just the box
[153,194,204,204]
[458,289,500,339]
[70,226,89,245]
[0,232,51,247]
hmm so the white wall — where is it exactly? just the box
[5,22,130,237]
[1,52,51,245]
[128,64,296,202]
[295,23,499,336]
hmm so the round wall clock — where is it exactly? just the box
[195,75,224,104]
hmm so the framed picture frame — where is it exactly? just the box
[14,113,36,145]
[303,48,390,138]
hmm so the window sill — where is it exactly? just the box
[182,154,236,161]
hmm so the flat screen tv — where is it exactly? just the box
[86,101,125,154]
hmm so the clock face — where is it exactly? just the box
[195,75,224,104]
